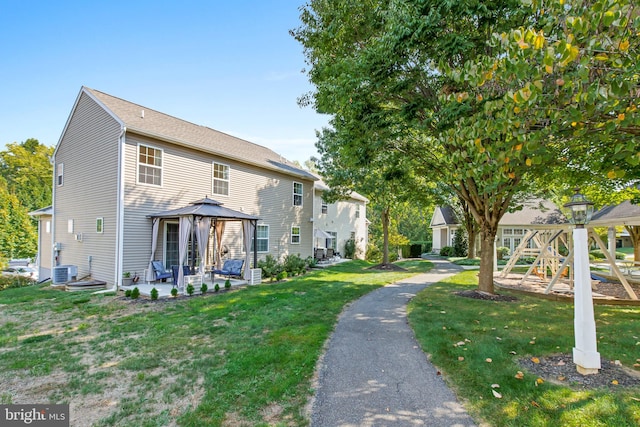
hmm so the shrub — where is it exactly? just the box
[276,271,288,281]
[131,287,140,299]
[283,254,306,276]
[344,239,356,259]
[589,249,625,260]
[124,289,132,298]
[0,275,35,291]
[214,283,220,292]
[305,256,317,269]
[200,283,208,294]
[496,246,510,260]
[150,287,159,300]
[186,283,194,296]
[258,254,281,281]
[366,244,382,263]
[170,287,178,298]
[439,246,455,257]
[224,279,231,289]
[452,229,468,257]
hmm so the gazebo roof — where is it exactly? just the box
[148,197,259,221]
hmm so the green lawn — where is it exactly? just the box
[408,270,640,427]
[0,260,432,427]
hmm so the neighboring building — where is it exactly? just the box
[430,199,565,254]
[28,206,53,281]
[41,86,366,288]
[313,178,368,259]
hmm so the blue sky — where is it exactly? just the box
[0,0,328,163]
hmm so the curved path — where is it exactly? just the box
[311,259,476,427]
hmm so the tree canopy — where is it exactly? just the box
[294,0,639,293]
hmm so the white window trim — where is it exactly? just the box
[212,161,230,197]
[291,225,301,245]
[96,217,104,234]
[68,219,74,233]
[321,200,328,214]
[293,182,303,206]
[137,143,163,187]
[57,163,64,187]
[255,224,269,253]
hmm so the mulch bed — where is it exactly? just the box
[368,263,408,271]
[519,353,640,389]
[455,290,518,302]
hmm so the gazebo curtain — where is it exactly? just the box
[178,216,192,287]
[215,221,226,268]
[242,220,253,280]
[196,216,211,274]
[146,218,160,282]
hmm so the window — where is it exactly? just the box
[96,218,104,233]
[138,144,162,186]
[212,162,229,196]
[327,231,337,250]
[56,163,63,186]
[68,219,74,233]
[355,205,361,218]
[321,200,328,214]
[293,182,303,206]
[252,225,269,252]
[291,226,301,244]
[45,221,51,233]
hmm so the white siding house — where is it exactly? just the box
[45,87,360,287]
[430,200,565,254]
[313,178,368,259]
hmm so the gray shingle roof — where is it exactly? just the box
[83,87,317,181]
[591,200,640,225]
[499,199,566,226]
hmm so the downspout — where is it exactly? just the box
[50,155,56,271]
[114,126,127,290]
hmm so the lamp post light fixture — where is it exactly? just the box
[564,188,600,375]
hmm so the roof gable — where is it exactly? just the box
[81,87,316,181]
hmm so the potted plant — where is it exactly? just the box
[122,272,133,287]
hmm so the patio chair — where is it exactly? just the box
[212,259,244,279]
[315,248,325,261]
[151,261,172,282]
[326,248,335,259]
[171,265,192,286]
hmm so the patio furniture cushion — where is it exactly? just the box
[212,259,244,278]
[151,261,172,281]
[171,265,192,285]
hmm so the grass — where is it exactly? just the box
[0,259,432,427]
[408,270,640,427]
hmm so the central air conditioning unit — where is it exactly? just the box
[52,265,78,284]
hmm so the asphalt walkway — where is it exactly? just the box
[310,259,476,427]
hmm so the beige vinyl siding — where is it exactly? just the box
[121,133,315,275]
[54,93,121,285]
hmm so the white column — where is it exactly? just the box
[572,227,600,375]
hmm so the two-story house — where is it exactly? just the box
[41,86,366,288]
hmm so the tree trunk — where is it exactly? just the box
[626,225,640,262]
[382,206,390,264]
[478,229,497,294]
[468,231,477,259]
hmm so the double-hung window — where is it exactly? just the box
[138,144,162,186]
[252,225,269,253]
[293,182,303,206]
[212,162,229,196]
[321,200,328,214]
[291,226,301,244]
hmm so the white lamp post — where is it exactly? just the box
[564,189,600,375]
